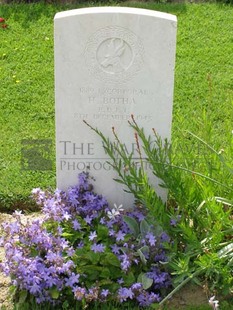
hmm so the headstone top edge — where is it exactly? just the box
[54,6,177,22]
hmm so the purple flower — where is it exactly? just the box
[147,267,171,289]
[149,292,161,303]
[72,219,81,231]
[46,277,58,288]
[118,287,134,302]
[63,212,71,221]
[86,287,99,301]
[146,232,156,246]
[116,230,125,242]
[74,287,86,300]
[170,219,177,226]
[129,210,145,221]
[131,282,143,291]
[160,232,170,243]
[91,243,105,253]
[154,251,167,263]
[46,251,61,262]
[136,291,160,307]
[100,218,106,225]
[29,283,41,294]
[170,215,181,227]
[65,272,80,287]
[68,190,79,207]
[108,229,115,237]
[84,215,93,225]
[62,260,75,272]
[106,218,116,229]
[119,253,131,272]
[77,241,84,248]
[117,278,124,285]
[89,231,97,241]
[9,221,20,234]
[1,172,172,307]
[101,289,109,298]
[111,244,120,255]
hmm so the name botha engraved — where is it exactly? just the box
[85,26,144,84]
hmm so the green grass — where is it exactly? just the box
[0,2,233,211]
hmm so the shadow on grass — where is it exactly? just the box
[0,194,39,213]
[0,2,83,28]
[122,1,187,15]
[0,1,187,28]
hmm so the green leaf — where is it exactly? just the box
[50,287,60,299]
[218,242,233,259]
[97,225,109,240]
[18,290,28,304]
[62,300,69,309]
[81,265,102,281]
[140,219,150,237]
[76,247,87,258]
[150,304,161,309]
[227,256,233,266]
[137,246,149,265]
[123,215,140,237]
[113,178,126,185]
[103,253,121,267]
[9,285,17,295]
[62,232,74,238]
[214,197,233,207]
[86,251,101,264]
[30,247,38,257]
[100,267,111,278]
[123,271,135,286]
[153,222,164,236]
[108,282,121,293]
[98,279,113,286]
[138,273,153,290]
[108,266,123,279]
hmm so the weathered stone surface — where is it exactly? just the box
[54,7,177,207]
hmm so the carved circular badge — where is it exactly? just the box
[85,26,144,84]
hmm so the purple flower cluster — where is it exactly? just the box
[147,267,171,290]
[0,217,79,304]
[73,286,110,303]
[0,173,171,308]
[117,283,161,307]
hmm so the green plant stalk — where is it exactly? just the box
[83,121,144,192]
[151,161,232,191]
[129,116,232,191]
[83,120,166,220]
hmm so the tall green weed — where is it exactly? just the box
[85,116,233,298]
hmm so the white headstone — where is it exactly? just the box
[54,7,177,207]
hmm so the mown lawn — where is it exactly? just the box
[0,2,233,210]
